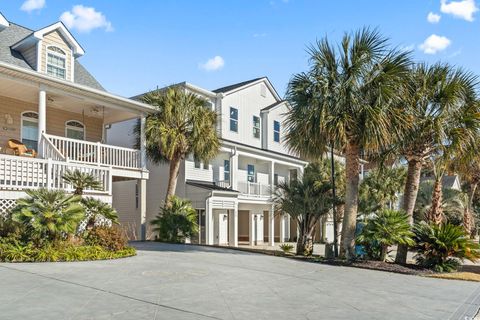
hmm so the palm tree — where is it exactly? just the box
[81,197,119,229]
[415,180,468,226]
[394,63,479,263]
[137,86,220,206]
[150,196,198,243]
[62,170,103,195]
[286,28,411,259]
[274,162,335,255]
[12,189,84,243]
[358,166,406,215]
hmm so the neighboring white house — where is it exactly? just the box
[0,13,152,239]
[110,78,312,246]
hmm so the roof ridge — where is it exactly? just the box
[212,77,266,93]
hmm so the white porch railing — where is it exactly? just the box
[237,181,271,197]
[0,154,111,195]
[40,134,66,161]
[44,133,142,170]
[215,180,231,189]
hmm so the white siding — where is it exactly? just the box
[264,103,291,155]
[220,82,277,147]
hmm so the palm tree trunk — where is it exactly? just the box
[463,207,474,236]
[340,140,360,260]
[165,156,182,206]
[427,177,444,225]
[395,158,422,264]
[380,245,389,262]
[336,204,345,256]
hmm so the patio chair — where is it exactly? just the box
[7,139,37,158]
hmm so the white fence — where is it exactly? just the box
[0,154,111,195]
[237,181,271,197]
[44,133,141,170]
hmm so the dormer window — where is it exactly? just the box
[47,46,66,79]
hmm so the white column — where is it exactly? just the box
[206,199,213,245]
[37,87,47,155]
[269,161,275,194]
[231,150,238,190]
[249,211,255,246]
[279,214,286,243]
[286,215,291,241]
[229,203,238,247]
[138,179,147,240]
[140,114,147,169]
[268,205,275,246]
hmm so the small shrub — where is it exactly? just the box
[279,243,294,254]
[151,196,198,243]
[83,225,128,251]
[356,210,415,262]
[81,198,119,231]
[413,222,480,272]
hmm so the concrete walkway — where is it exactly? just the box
[0,242,479,320]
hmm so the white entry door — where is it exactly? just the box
[214,210,229,245]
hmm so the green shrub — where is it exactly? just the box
[413,222,480,272]
[151,196,198,243]
[279,243,294,253]
[83,225,128,251]
[81,197,119,230]
[356,209,415,262]
[11,189,85,244]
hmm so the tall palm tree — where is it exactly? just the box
[273,162,334,255]
[286,28,411,259]
[394,64,479,263]
[137,86,220,206]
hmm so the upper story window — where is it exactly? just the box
[65,120,85,140]
[224,159,230,181]
[273,120,280,142]
[253,116,260,139]
[47,46,66,79]
[247,164,255,182]
[194,157,201,169]
[230,107,238,132]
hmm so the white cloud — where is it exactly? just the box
[60,5,113,33]
[20,0,45,12]
[419,34,451,54]
[440,0,478,21]
[199,56,225,71]
[427,12,442,23]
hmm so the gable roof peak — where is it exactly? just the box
[0,12,9,31]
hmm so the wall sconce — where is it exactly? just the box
[4,114,13,125]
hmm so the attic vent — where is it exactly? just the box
[260,84,267,97]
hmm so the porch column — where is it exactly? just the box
[140,113,147,169]
[286,215,291,241]
[269,161,275,194]
[230,150,238,190]
[248,211,255,246]
[279,214,286,243]
[268,204,275,246]
[37,87,47,155]
[138,179,147,240]
[229,203,238,247]
[205,199,213,245]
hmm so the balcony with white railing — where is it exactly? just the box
[0,153,111,195]
[43,133,142,170]
[237,181,272,197]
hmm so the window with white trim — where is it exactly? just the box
[46,46,66,79]
[247,164,255,182]
[224,159,230,181]
[21,111,38,150]
[230,107,238,132]
[273,120,280,142]
[65,120,85,140]
[253,116,260,139]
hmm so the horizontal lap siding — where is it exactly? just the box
[22,45,37,70]
[41,31,73,81]
[0,95,103,150]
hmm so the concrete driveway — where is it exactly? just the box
[0,242,479,320]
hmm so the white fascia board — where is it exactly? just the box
[13,22,85,57]
[0,60,154,114]
[222,77,282,101]
[0,12,9,30]
[260,100,289,113]
[185,82,216,98]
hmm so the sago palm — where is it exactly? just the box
[137,86,220,205]
[393,63,479,263]
[356,209,414,262]
[12,189,85,243]
[62,170,103,195]
[286,27,411,259]
[81,197,119,229]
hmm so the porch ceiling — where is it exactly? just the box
[0,75,138,124]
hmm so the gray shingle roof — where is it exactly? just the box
[0,22,104,91]
[212,77,264,93]
[186,180,239,192]
[261,100,286,112]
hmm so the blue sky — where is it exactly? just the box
[1,0,479,97]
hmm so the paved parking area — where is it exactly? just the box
[1,242,479,319]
